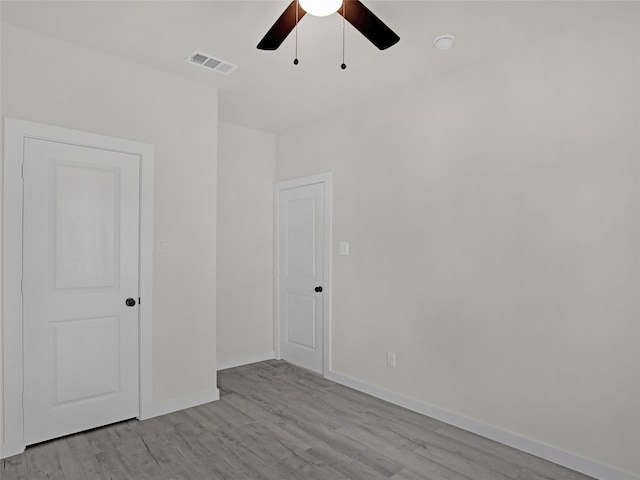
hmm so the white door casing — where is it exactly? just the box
[275,174,332,374]
[2,118,154,459]
[22,139,140,445]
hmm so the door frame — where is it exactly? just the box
[273,173,332,375]
[1,117,154,458]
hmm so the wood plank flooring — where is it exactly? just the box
[1,360,595,480]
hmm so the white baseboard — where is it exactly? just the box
[217,351,275,371]
[0,442,25,460]
[325,370,639,480]
[141,388,220,420]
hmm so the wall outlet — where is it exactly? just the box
[387,352,396,368]
[157,239,167,253]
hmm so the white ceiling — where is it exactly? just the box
[2,1,541,133]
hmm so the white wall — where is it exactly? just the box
[276,2,639,477]
[1,23,219,441]
[217,122,275,369]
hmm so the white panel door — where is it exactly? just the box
[278,182,325,373]
[23,138,140,445]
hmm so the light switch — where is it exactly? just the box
[387,352,396,368]
[157,239,167,253]
[339,242,350,256]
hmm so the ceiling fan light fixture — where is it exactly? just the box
[257,0,399,51]
[299,0,342,17]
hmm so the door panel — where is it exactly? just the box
[286,293,316,349]
[23,138,140,445]
[52,316,120,405]
[278,182,324,373]
[286,197,316,277]
[54,163,119,289]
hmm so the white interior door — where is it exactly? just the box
[23,138,141,445]
[277,182,325,373]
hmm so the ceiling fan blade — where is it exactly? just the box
[257,1,307,50]
[339,0,399,50]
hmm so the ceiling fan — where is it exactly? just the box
[257,0,400,51]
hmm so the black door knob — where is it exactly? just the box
[315,286,323,293]
[125,298,136,307]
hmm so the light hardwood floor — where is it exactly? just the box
[2,360,595,480]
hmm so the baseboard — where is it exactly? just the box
[0,442,25,460]
[325,370,639,480]
[141,388,220,420]
[217,351,276,371]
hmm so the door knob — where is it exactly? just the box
[125,298,136,307]
[315,286,323,293]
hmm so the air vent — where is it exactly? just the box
[185,51,237,75]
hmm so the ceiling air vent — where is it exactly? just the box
[185,51,238,75]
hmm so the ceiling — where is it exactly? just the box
[2,1,531,133]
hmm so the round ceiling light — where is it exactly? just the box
[299,0,343,17]
[434,34,455,50]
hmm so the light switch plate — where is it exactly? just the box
[339,242,350,256]
[387,352,396,368]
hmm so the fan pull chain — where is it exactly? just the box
[341,2,346,70]
[294,0,299,65]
